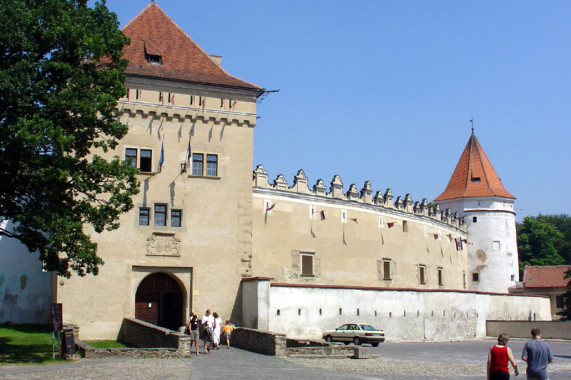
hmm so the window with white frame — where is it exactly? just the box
[310,205,317,219]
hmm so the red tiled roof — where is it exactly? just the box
[434,133,515,201]
[121,3,261,90]
[523,265,571,288]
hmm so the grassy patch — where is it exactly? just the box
[0,323,64,365]
[84,340,130,349]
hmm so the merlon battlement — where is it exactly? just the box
[253,165,465,229]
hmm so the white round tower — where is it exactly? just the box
[435,131,519,293]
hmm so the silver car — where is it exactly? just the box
[322,323,385,347]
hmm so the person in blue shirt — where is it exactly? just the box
[521,327,554,380]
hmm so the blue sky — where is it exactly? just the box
[107,0,570,221]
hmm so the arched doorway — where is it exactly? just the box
[135,272,183,331]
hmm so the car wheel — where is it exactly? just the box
[353,337,361,345]
[325,335,333,343]
[371,342,379,347]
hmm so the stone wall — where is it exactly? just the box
[241,279,552,341]
[231,327,286,356]
[76,340,181,359]
[119,318,189,356]
[486,320,571,340]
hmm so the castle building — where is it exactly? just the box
[0,3,550,341]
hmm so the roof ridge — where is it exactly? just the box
[121,2,154,31]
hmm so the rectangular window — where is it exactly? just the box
[154,204,167,226]
[383,260,391,280]
[301,253,314,276]
[492,241,500,251]
[403,220,408,232]
[139,208,150,226]
[158,92,164,103]
[473,216,478,223]
[472,272,479,282]
[341,210,347,223]
[192,153,204,175]
[136,89,141,100]
[206,154,218,176]
[463,272,467,289]
[125,148,137,168]
[171,209,182,227]
[419,265,426,285]
[190,95,194,105]
[437,267,443,286]
[140,149,152,172]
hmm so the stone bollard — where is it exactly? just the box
[353,346,370,359]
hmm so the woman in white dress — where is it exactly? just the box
[212,312,222,349]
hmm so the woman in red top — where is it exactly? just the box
[487,333,519,379]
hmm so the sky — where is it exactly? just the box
[107,0,570,221]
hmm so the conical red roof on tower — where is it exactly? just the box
[121,2,261,90]
[434,132,515,201]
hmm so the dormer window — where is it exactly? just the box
[146,53,162,65]
[471,177,481,183]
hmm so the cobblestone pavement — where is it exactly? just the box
[0,340,570,379]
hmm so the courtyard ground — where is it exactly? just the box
[0,339,569,379]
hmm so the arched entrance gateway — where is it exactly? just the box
[135,272,184,331]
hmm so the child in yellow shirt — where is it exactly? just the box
[222,320,234,349]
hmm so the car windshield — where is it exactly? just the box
[360,324,377,331]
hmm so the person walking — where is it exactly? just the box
[521,327,554,380]
[222,320,234,349]
[487,333,518,379]
[212,312,222,349]
[186,313,200,356]
[201,309,214,354]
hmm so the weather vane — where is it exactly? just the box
[470,117,474,134]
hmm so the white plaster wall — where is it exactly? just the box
[262,285,551,341]
[0,222,52,323]
[438,197,519,293]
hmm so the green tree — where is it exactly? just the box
[517,217,565,273]
[537,214,571,265]
[0,0,138,277]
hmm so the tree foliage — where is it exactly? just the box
[536,214,571,265]
[0,0,138,277]
[517,216,565,273]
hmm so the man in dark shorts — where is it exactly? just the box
[522,327,554,380]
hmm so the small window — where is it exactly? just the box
[472,272,479,282]
[135,89,141,100]
[473,216,477,223]
[309,205,317,219]
[206,154,218,176]
[125,148,137,168]
[341,210,347,223]
[419,265,426,285]
[154,204,167,226]
[471,177,481,183]
[140,149,152,172]
[383,260,391,280]
[437,267,443,286]
[301,253,314,276]
[511,274,515,281]
[139,208,150,226]
[379,216,384,228]
[158,92,164,103]
[492,241,500,251]
[463,272,467,289]
[403,220,408,232]
[190,95,194,105]
[171,209,182,227]
[147,53,162,65]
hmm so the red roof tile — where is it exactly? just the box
[435,133,515,201]
[523,265,571,288]
[121,3,261,90]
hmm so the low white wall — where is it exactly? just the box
[0,222,52,323]
[255,284,551,341]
